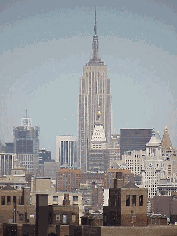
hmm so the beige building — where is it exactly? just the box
[0,186,35,224]
[30,177,84,223]
[0,167,28,190]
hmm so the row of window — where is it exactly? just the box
[126,195,143,207]
[53,196,78,202]
[1,196,23,205]
[56,214,76,223]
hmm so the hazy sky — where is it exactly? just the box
[0,0,177,159]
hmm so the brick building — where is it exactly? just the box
[56,169,86,192]
[103,172,147,226]
[0,185,35,224]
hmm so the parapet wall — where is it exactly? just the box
[101,226,177,236]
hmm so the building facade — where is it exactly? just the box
[13,115,40,175]
[56,169,86,192]
[0,153,15,177]
[103,173,148,226]
[77,10,112,172]
[56,135,77,168]
[120,128,152,158]
[39,148,51,165]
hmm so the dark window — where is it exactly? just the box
[13,196,16,205]
[19,214,24,221]
[19,196,24,205]
[132,195,136,207]
[73,196,78,202]
[1,196,5,205]
[126,195,130,206]
[139,195,143,206]
[7,196,11,205]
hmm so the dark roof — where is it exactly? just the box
[1,184,15,190]
[122,182,139,189]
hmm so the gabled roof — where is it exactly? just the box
[122,182,139,189]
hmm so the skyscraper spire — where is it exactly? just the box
[87,6,104,66]
[94,6,97,36]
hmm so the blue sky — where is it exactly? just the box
[0,0,177,159]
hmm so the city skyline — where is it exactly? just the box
[0,0,177,159]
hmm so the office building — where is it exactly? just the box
[120,128,153,158]
[39,148,51,165]
[0,153,15,177]
[77,9,112,172]
[13,113,40,175]
[56,135,77,168]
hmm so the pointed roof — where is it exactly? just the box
[86,7,104,66]
[161,125,173,150]
[146,131,161,147]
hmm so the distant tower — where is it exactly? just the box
[161,125,173,150]
[77,8,112,172]
[161,125,173,157]
[13,111,40,175]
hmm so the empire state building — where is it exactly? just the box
[77,9,112,172]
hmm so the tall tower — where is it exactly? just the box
[13,111,40,175]
[78,9,112,172]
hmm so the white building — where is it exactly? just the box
[0,153,15,176]
[141,134,165,198]
[56,135,77,168]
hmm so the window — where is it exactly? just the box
[72,215,76,222]
[19,214,24,221]
[13,196,16,205]
[56,214,60,221]
[1,196,5,205]
[132,195,136,207]
[7,196,11,205]
[73,196,78,202]
[139,195,143,206]
[19,196,23,205]
[53,196,58,202]
[63,215,67,224]
[126,195,130,206]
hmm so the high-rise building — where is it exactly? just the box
[120,128,153,158]
[77,9,112,172]
[56,135,77,168]
[13,112,40,175]
[0,153,15,176]
[39,148,52,165]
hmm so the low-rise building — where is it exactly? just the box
[103,172,148,226]
[0,185,35,224]
[30,177,84,224]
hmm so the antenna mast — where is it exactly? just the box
[94,5,97,35]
